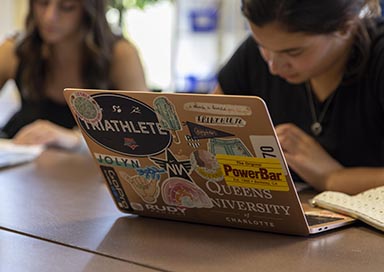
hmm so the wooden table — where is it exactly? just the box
[1,149,383,272]
[0,228,154,272]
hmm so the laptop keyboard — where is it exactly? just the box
[305,214,343,226]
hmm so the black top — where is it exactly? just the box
[1,61,76,138]
[218,19,384,181]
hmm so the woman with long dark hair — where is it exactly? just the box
[214,0,384,194]
[0,0,147,150]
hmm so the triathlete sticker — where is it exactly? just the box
[216,155,289,191]
[73,92,172,157]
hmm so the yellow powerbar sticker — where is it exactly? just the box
[216,154,289,191]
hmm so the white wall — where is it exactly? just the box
[0,0,25,128]
[0,0,26,39]
[0,0,15,38]
[123,0,247,93]
[171,0,248,93]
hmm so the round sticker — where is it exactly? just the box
[70,91,102,123]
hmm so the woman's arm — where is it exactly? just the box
[275,123,384,195]
[12,120,83,151]
[212,84,224,94]
[324,167,384,195]
[110,39,148,91]
[0,38,18,90]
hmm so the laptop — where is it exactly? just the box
[64,88,354,236]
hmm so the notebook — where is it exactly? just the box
[63,88,354,236]
[312,186,384,232]
[0,139,44,169]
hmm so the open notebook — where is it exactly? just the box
[0,139,44,169]
[313,186,384,232]
[64,89,354,236]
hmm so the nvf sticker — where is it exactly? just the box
[216,155,289,191]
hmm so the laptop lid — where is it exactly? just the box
[64,89,353,236]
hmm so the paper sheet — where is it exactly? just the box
[0,139,45,168]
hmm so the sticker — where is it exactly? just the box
[94,153,140,169]
[130,202,144,211]
[120,171,161,204]
[70,91,102,124]
[135,166,166,181]
[195,115,246,127]
[123,137,139,151]
[143,204,187,215]
[208,138,252,156]
[100,166,131,211]
[216,155,289,191]
[249,135,288,174]
[184,102,252,116]
[185,121,234,140]
[190,149,223,181]
[185,135,200,149]
[151,149,192,181]
[76,93,171,157]
[161,177,213,208]
[153,96,182,144]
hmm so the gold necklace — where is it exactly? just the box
[305,82,336,136]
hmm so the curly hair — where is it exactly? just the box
[16,0,119,100]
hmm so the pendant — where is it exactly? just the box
[311,122,322,136]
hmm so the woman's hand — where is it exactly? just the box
[275,123,343,191]
[12,120,81,151]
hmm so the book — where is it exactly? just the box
[312,186,384,232]
[0,139,44,169]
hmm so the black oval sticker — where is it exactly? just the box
[76,93,171,157]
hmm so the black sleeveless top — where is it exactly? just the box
[1,62,77,138]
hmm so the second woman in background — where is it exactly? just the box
[0,0,148,150]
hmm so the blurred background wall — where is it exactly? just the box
[0,0,247,95]
[2,0,384,94]
[0,0,27,127]
[0,0,247,126]
[111,0,248,93]
[0,0,27,37]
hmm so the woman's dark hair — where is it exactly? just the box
[241,0,382,80]
[16,0,119,100]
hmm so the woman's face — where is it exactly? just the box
[33,0,85,44]
[249,21,350,84]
